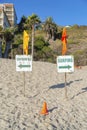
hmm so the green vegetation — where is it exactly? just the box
[33,36,55,62]
[0,14,87,65]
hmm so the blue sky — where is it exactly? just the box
[0,0,87,26]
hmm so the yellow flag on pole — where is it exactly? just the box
[23,30,29,55]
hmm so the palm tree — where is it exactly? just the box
[18,15,27,33]
[44,17,58,40]
[51,22,58,40]
[43,17,52,39]
[26,14,41,30]
[3,28,14,58]
[26,14,41,60]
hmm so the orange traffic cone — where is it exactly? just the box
[40,102,48,115]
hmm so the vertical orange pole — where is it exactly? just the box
[61,28,68,98]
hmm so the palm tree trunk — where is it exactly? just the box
[4,41,11,58]
[32,24,35,61]
[52,29,54,40]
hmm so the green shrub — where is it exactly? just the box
[34,36,54,62]
[34,39,45,50]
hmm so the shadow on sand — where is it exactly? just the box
[49,79,83,89]
[49,107,58,113]
[71,86,87,99]
[82,87,87,91]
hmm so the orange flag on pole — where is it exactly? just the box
[61,27,67,55]
[23,30,29,55]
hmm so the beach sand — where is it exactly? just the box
[0,59,87,130]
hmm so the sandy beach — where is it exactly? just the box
[0,59,87,130]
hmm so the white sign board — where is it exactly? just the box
[57,55,74,73]
[16,55,32,71]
